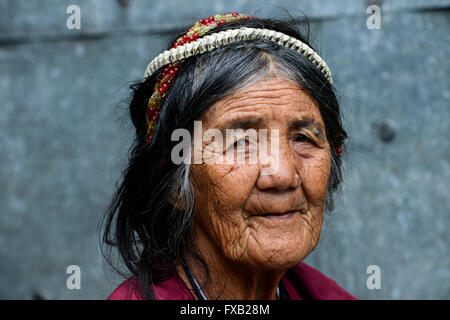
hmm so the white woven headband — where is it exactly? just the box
[144,27,333,85]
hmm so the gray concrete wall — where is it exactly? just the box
[0,0,449,299]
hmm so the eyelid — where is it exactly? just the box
[233,135,253,147]
[295,133,311,141]
[292,131,324,147]
[225,134,258,154]
[292,129,313,140]
[293,130,329,151]
[229,131,257,143]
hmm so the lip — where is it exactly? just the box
[253,210,300,220]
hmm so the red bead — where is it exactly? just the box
[199,19,204,24]
[168,63,173,69]
[192,33,199,40]
[158,87,164,95]
[232,12,239,17]
[169,69,175,77]
[162,83,168,90]
[179,39,184,45]
[220,20,226,24]
[163,67,169,73]
[151,115,157,121]
[188,36,194,42]
[167,79,172,85]
[173,42,178,48]
[182,35,188,42]
[174,67,179,72]
[208,16,214,21]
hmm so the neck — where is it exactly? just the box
[176,228,286,300]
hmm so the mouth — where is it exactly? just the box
[253,210,300,220]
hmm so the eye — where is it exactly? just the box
[294,134,311,143]
[233,136,249,148]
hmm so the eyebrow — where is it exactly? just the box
[217,116,325,138]
[289,118,325,139]
[218,117,265,130]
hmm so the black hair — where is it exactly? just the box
[101,16,348,300]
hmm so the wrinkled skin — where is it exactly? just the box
[179,77,331,300]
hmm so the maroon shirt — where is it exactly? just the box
[107,262,357,300]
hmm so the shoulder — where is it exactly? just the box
[282,262,358,300]
[107,277,143,300]
[106,273,194,300]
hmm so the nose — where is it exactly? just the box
[256,141,301,192]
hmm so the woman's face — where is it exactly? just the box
[190,77,331,271]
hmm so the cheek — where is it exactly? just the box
[204,163,259,210]
[192,163,260,251]
[300,151,331,205]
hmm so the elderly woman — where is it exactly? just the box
[103,12,355,300]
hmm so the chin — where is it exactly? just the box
[245,238,315,271]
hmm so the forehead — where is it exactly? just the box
[201,77,323,127]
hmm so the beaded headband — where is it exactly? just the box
[144,13,254,143]
[143,13,338,154]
